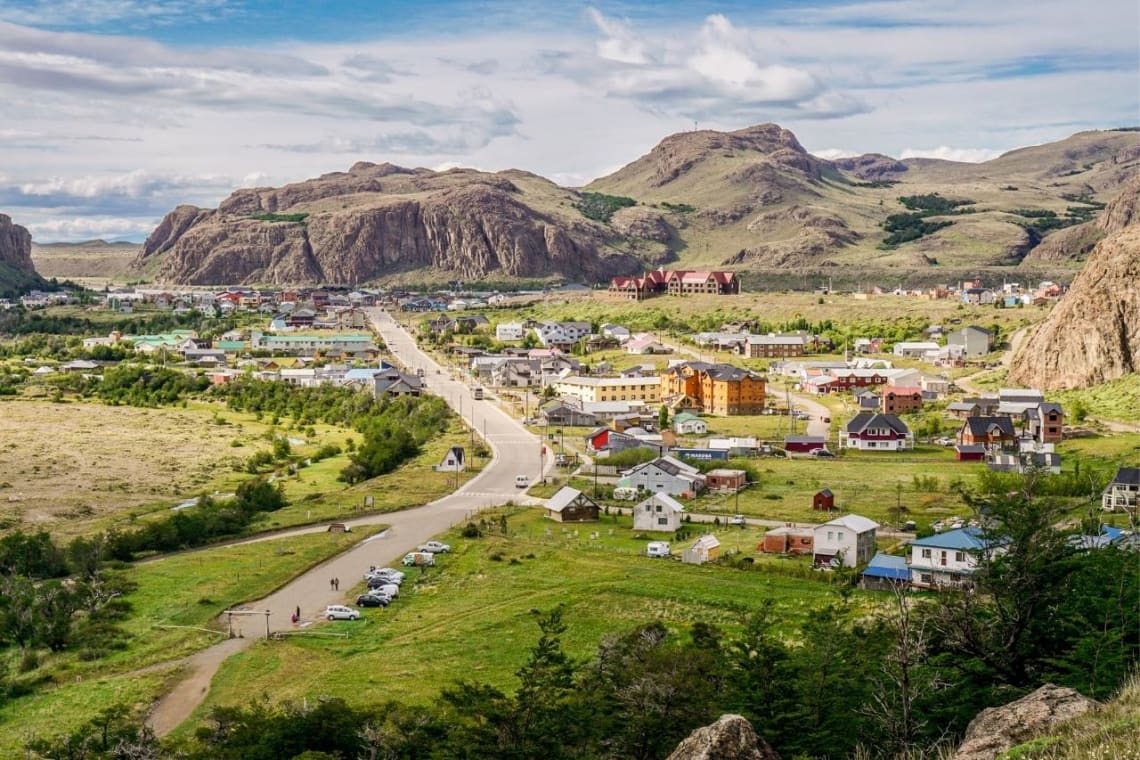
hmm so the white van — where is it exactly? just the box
[612,486,639,501]
[515,474,530,489]
[646,541,670,558]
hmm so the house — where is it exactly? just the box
[812,489,835,512]
[813,514,879,568]
[682,535,721,564]
[600,323,632,341]
[622,456,706,496]
[841,413,913,451]
[860,553,911,590]
[907,527,1002,589]
[660,361,766,416]
[744,334,807,358]
[880,386,923,415]
[553,375,661,405]
[987,451,1062,475]
[533,321,591,349]
[705,469,747,492]
[433,446,465,472]
[544,487,601,523]
[706,437,757,457]
[947,326,994,358]
[540,401,598,428]
[625,333,667,354]
[1023,402,1064,444]
[762,525,814,555]
[667,270,740,296]
[958,416,1017,451]
[495,321,525,341]
[672,412,708,435]
[1102,467,1140,512]
[633,492,686,532]
[785,435,828,454]
[892,341,940,358]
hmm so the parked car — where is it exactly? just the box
[729,514,746,526]
[809,448,836,458]
[612,486,639,501]
[418,541,451,554]
[325,605,361,621]
[402,551,435,567]
[371,583,399,599]
[355,593,390,608]
[367,575,400,590]
[515,474,530,489]
[522,418,537,425]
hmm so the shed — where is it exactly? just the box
[762,525,814,555]
[812,489,835,512]
[633,492,686,532]
[955,444,986,461]
[706,469,747,492]
[433,446,465,472]
[544,487,601,523]
[859,553,910,590]
[785,435,828,454]
[682,534,721,565]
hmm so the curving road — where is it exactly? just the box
[148,308,543,735]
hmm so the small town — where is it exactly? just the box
[1,2,1138,758]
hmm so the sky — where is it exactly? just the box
[0,0,1137,242]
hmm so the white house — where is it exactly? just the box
[626,333,666,354]
[813,514,879,568]
[672,412,708,435]
[682,535,720,565]
[1102,467,1140,512]
[433,446,465,472]
[632,492,685,532]
[907,527,1002,589]
[621,456,706,496]
[533,321,591,348]
[601,324,632,342]
[495,321,525,341]
[892,341,940,358]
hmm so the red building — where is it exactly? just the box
[812,489,835,512]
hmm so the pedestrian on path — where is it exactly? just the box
[329,578,334,591]
[334,577,340,591]
[295,605,301,620]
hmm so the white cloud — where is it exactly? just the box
[900,146,1003,163]
[586,7,650,64]
[26,216,155,241]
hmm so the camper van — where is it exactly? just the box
[612,487,639,501]
[646,541,670,558]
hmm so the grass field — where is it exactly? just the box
[0,527,378,753]
[191,507,859,729]
[1055,374,1140,428]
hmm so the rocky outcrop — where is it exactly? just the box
[609,207,673,242]
[953,684,1098,760]
[136,166,640,285]
[666,715,781,760]
[723,205,857,267]
[0,213,35,276]
[833,153,909,181]
[1009,223,1140,389]
[1023,176,1140,264]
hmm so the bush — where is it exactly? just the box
[573,192,636,222]
[462,522,483,538]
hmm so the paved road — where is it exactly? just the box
[148,308,543,735]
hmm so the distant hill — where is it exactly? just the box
[130,125,1140,286]
[31,239,141,281]
[0,214,44,297]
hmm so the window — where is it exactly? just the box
[921,548,932,559]
[658,517,668,526]
[644,505,652,512]
[921,573,933,585]
[955,551,965,562]
[655,505,662,512]
[838,532,845,540]
[827,531,834,541]
[940,551,947,566]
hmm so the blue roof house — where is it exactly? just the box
[860,553,910,590]
[907,527,1004,590]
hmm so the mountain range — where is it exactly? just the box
[110,123,1138,287]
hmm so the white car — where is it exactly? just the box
[325,605,360,621]
[729,514,746,526]
[515,474,530,489]
[417,541,452,554]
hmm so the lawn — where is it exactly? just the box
[0,526,380,752]
[193,508,857,726]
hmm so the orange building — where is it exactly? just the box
[661,362,766,416]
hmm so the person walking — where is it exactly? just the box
[329,578,334,591]
[333,577,340,591]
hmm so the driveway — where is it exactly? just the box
[148,309,542,735]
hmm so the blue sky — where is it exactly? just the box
[0,0,1136,241]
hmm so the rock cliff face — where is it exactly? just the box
[0,214,35,276]
[953,684,1098,760]
[136,164,640,285]
[666,715,781,760]
[1023,175,1140,263]
[1008,222,1140,389]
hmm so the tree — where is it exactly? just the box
[658,405,669,430]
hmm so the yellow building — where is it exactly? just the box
[552,376,662,404]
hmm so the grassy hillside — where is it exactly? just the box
[31,240,140,284]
